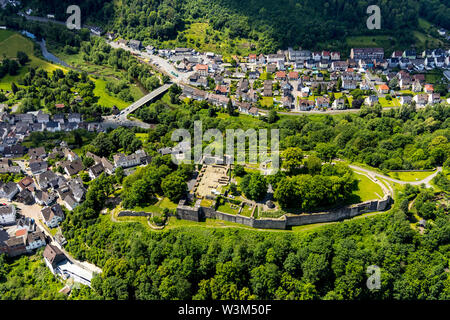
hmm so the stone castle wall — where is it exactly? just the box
[175,195,392,230]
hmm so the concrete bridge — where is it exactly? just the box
[120,83,171,117]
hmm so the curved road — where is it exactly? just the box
[347,164,442,188]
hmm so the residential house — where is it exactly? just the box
[248,107,258,116]
[263,80,273,97]
[330,52,341,61]
[298,99,314,111]
[331,61,348,71]
[25,232,46,251]
[342,79,357,90]
[350,48,384,60]
[0,205,15,225]
[399,96,413,106]
[62,159,83,176]
[195,64,208,76]
[68,113,81,123]
[63,194,78,211]
[428,93,441,105]
[267,54,285,64]
[0,182,18,200]
[29,160,48,175]
[28,147,46,160]
[207,94,230,107]
[88,163,104,180]
[288,72,299,81]
[319,60,329,69]
[266,64,276,73]
[413,94,428,106]
[275,71,286,81]
[36,111,50,124]
[214,85,228,95]
[41,204,64,228]
[43,244,66,274]
[332,98,346,110]
[424,84,434,93]
[45,121,61,132]
[399,77,411,90]
[64,149,79,161]
[17,176,35,192]
[315,97,330,110]
[378,84,389,94]
[34,189,55,206]
[412,80,422,93]
[365,95,379,106]
[37,171,60,190]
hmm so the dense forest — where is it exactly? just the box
[61,194,449,300]
[10,0,450,53]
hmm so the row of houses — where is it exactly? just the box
[0,206,47,257]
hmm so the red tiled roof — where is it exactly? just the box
[15,229,27,237]
[288,72,299,79]
[275,71,286,78]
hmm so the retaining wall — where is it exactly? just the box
[176,195,392,230]
[117,211,151,217]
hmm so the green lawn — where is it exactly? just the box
[353,172,384,202]
[216,112,264,127]
[92,78,130,110]
[388,170,436,182]
[131,197,178,213]
[0,29,15,42]
[379,97,400,108]
[0,32,65,90]
[259,97,274,107]
[217,202,240,215]
[240,205,254,217]
[425,70,444,84]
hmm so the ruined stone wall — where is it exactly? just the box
[175,195,392,230]
[117,211,151,217]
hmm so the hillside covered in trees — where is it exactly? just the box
[15,0,450,54]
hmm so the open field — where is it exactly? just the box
[388,170,437,182]
[129,197,178,213]
[92,78,130,109]
[379,97,400,107]
[0,32,65,91]
[0,30,136,109]
[353,172,384,202]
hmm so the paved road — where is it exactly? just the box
[347,164,442,188]
[107,41,195,85]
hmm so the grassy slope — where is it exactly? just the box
[0,30,135,109]
[353,172,384,202]
[0,32,64,91]
[158,22,257,58]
